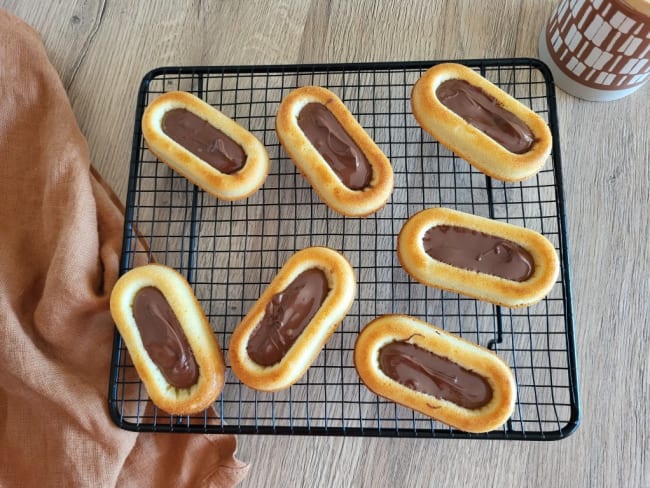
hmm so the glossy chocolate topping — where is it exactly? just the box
[297,102,372,190]
[423,225,534,282]
[378,340,493,409]
[247,268,330,367]
[162,108,246,173]
[436,79,535,154]
[132,287,199,389]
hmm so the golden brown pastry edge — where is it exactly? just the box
[397,207,560,308]
[109,263,226,415]
[275,85,394,217]
[354,314,517,433]
[228,246,356,391]
[411,63,553,182]
[141,90,270,200]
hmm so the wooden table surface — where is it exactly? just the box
[3,1,648,487]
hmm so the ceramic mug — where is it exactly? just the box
[539,0,650,101]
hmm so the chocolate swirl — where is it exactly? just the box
[423,225,534,282]
[298,102,372,190]
[378,340,493,410]
[247,268,330,366]
[162,108,246,173]
[132,287,199,389]
[436,79,535,154]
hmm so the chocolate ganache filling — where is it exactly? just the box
[162,108,246,174]
[436,79,535,154]
[297,102,372,190]
[132,287,199,389]
[378,341,492,409]
[247,268,330,366]
[423,225,534,282]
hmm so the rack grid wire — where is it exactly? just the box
[109,59,580,440]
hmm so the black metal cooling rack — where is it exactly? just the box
[109,58,580,440]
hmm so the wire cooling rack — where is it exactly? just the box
[109,59,580,440]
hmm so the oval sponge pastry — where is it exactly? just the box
[110,264,225,415]
[397,207,560,308]
[228,247,356,391]
[354,314,516,433]
[142,91,269,200]
[411,63,552,182]
[275,86,394,217]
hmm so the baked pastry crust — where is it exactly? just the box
[411,63,552,182]
[142,91,269,200]
[354,314,516,433]
[228,247,356,391]
[397,207,559,308]
[110,264,225,415]
[275,86,394,217]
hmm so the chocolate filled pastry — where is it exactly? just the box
[354,314,516,433]
[228,247,356,391]
[110,264,225,415]
[141,91,269,200]
[275,86,394,217]
[397,207,559,308]
[411,63,552,182]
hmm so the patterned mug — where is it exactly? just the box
[539,0,650,101]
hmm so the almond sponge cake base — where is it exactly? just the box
[228,246,356,392]
[142,90,269,201]
[110,264,225,415]
[275,86,394,217]
[397,207,560,308]
[354,314,516,433]
[411,63,552,182]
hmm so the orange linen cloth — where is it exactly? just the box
[0,9,248,487]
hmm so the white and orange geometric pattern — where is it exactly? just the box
[545,0,649,90]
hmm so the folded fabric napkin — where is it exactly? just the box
[0,9,248,487]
